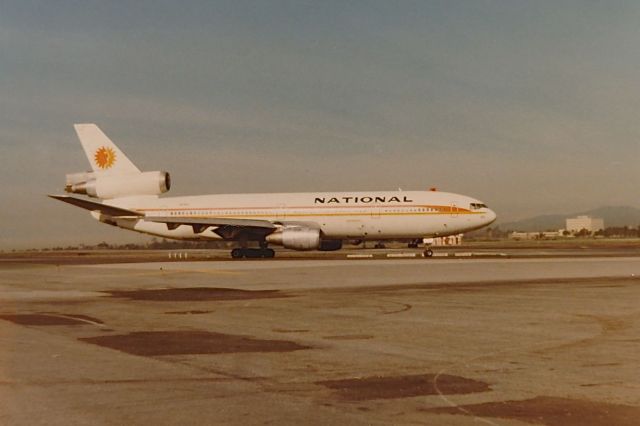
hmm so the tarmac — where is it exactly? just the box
[1,250,639,425]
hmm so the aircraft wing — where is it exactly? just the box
[48,195,143,217]
[50,194,277,238]
[146,216,277,238]
[146,216,276,230]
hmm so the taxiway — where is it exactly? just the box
[1,253,639,425]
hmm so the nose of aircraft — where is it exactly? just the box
[485,209,497,225]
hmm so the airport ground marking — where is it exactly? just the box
[104,268,245,278]
[429,295,631,425]
[169,268,244,276]
[48,314,105,327]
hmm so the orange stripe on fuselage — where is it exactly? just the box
[136,204,473,214]
[157,211,481,219]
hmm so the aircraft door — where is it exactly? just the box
[450,202,459,218]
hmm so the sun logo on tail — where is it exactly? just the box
[95,146,116,169]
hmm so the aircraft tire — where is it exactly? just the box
[263,249,275,258]
[245,249,260,259]
[231,248,275,259]
[423,249,434,258]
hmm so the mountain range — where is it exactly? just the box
[497,206,640,231]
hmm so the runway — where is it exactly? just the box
[1,255,639,425]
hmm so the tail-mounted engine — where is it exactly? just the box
[65,171,171,199]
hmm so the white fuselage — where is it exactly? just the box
[103,190,496,242]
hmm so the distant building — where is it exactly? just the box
[509,232,537,240]
[566,216,604,233]
[541,230,563,239]
[423,234,463,246]
[509,230,564,240]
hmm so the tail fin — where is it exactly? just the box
[74,124,141,174]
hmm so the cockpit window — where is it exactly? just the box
[470,203,488,210]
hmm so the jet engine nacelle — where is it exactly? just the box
[266,227,343,251]
[65,171,171,199]
[266,226,320,251]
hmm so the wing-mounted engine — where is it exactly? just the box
[266,226,342,251]
[266,226,320,250]
[65,171,171,199]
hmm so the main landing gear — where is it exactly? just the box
[423,248,434,258]
[230,248,275,259]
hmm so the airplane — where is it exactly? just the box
[50,124,497,258]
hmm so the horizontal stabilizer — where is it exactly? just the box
[48,195,142,217]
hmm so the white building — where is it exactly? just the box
[566,216,604,233]
[424,234,463,246]
[509,230,564,240]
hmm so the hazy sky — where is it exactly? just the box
[2,1,639,248]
